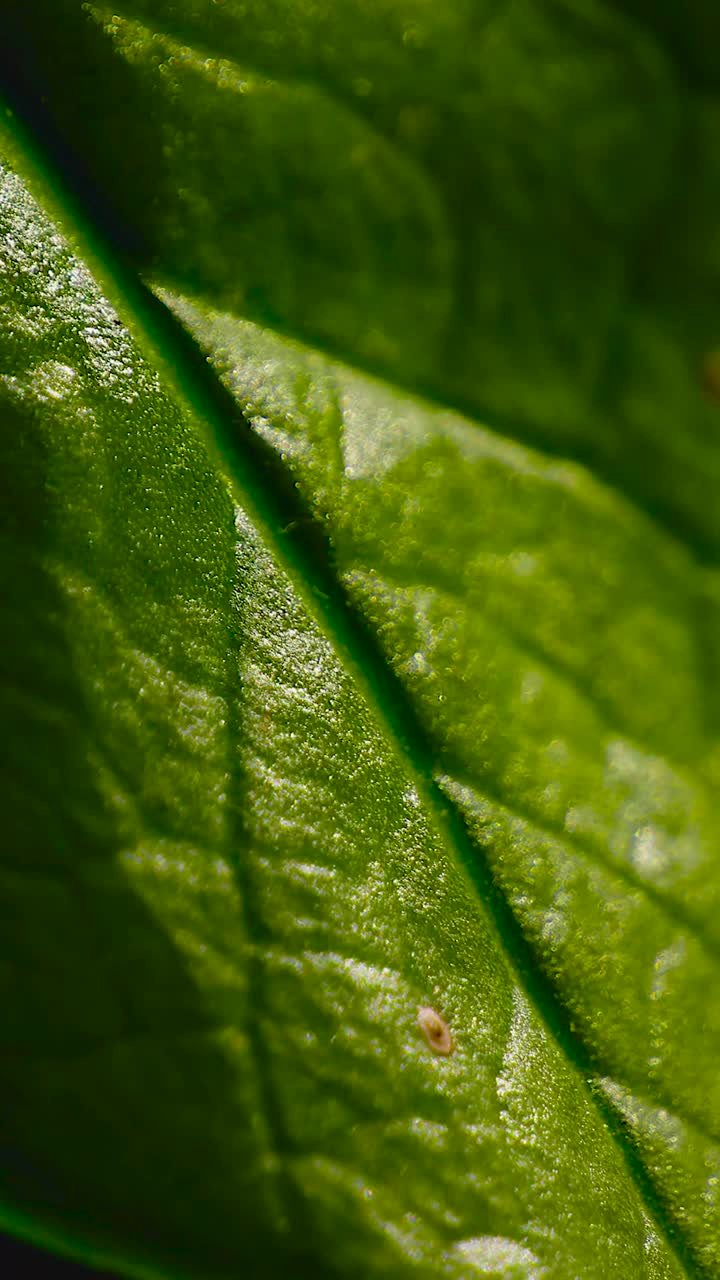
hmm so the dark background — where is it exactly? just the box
[0,1235,115,1278]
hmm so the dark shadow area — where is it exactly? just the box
[0,1235,118,1279]
[604,0,720,90]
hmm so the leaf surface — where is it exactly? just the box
[1,2,719,1277]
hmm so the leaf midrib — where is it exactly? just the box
[0,72,705,1280]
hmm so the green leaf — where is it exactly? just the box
[1,2,719,1278]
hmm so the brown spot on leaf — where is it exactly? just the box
[702,349,720,402]
[417,1006,454,1056]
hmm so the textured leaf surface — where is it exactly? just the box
[1,2,719,1278]
[0,148,675,1280]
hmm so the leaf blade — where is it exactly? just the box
[1,2,717,1280]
